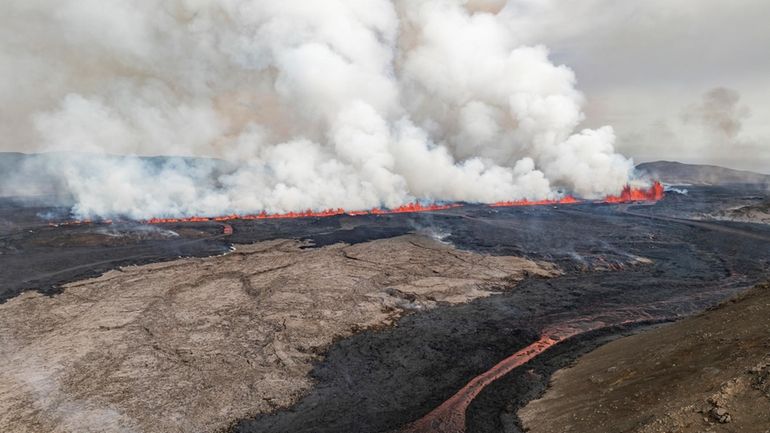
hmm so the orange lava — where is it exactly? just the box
[402,334,565,433]
[367,203,464,215]
[490,182,664,208]
[48,182,664,226]
[490,195,579,208]
[146,216,211,224]
[143,203,462,224]
[402,315,659,433]
[602,181,664,204]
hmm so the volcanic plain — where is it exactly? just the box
[1,182,769,433]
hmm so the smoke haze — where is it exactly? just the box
[682,88,751,141]
[1,0,635,219]
[503,0,770,173]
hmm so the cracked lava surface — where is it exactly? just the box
[0,235,554,433]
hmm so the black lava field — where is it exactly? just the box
[2,185,769,433]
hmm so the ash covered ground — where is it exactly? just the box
[1,184,770,433]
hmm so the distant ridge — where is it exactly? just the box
[636,161,770,186]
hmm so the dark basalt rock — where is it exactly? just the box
[2,185,770,433]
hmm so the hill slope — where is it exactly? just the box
[520,282,770,433]
[637,161,770,185]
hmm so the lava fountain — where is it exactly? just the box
[602,182,664,204]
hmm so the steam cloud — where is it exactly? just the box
[3,0,635,219]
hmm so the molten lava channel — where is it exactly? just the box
[403,301,675,433]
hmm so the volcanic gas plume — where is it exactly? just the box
[3,0,638,220]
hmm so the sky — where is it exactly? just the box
[498,0,770,173]
[1,0,768,176]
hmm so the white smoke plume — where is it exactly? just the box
[1,0,635,219]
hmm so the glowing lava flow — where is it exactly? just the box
[490,195,579,208]
[49,182,663,226]
[357,203,463,215]
[489,182,664,209]
[143,183,663,224]
[401,316,660,433]
[144,203,462,224]
[401,333,565,433]
[603,181,664,204]
[145,182,665,226]
[145,216,211,224]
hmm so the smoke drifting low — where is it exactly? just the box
[2,0,635,219]
[682,87,751,141]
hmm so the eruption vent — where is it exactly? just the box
[4,0,637,219]
[603,182,664,204]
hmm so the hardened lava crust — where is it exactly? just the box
[1,184,769,433]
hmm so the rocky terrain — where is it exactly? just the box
[2,180,770,433]
[711,201,770,225]
[232,191,770,433]
[629,183,770,226]
[520,282,770,433]
[0,235,552,433]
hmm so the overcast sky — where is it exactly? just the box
[2,0,768,174]
[499,0,770,172]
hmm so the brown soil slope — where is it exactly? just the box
[520,282,770,433]
[0,235,555,433]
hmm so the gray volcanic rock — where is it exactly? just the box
[712,201,770,224]
[0,235,553,433]
[637,161,770,186]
